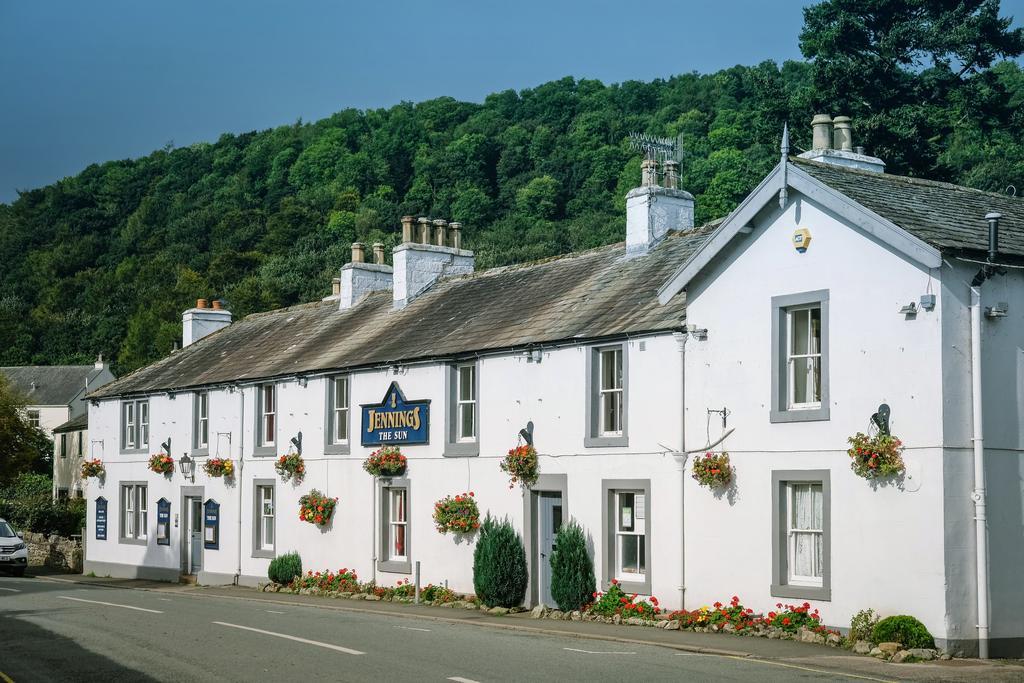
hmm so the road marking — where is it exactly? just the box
[266,610,286,614]
[58,596,162,614]
[158,598,172,602]
[448,678,480,683]
[394,625,431,632]
[563,647,635,655]
[0,588,21,592]
[213,621,364,655]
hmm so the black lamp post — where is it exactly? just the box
[179,453,195,483]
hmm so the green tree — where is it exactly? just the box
[472,515,528,608]
[0,376,53,484]
[549,520,596,611]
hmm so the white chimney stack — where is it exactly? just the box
[339,241,393,310]
[182,298,232,347]
[799,113,885,173]
[392,217,473,309]
[626,159,694,256]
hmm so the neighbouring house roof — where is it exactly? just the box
[794,158,1024,258]
[89,225,716,399]
[53,413,88,434]
[0,365,108,406]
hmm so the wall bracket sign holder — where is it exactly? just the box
[95,497,107,541]
[203,499,220,550]
[156,498,171,545]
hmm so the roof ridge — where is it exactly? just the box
[792,157,1024,204]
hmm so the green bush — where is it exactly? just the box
[549,520,595,611]
[268,552,303,585]
[473,515,528,608]
[871,615,935,649]
[0,474,86,536]
[850,608,880,643]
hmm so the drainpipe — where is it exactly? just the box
[673,331,688,610]
[371,477,377,585]
[969,286,990,658]
[234,385,245,586]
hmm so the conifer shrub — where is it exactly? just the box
[472,515,528,608]
[871,615,935,649]
[549,520,595,611]
[268,551,302,585]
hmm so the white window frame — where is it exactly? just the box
[259,485,274,552]
[123,402,136,448]
[456,363,476,442]
[771,470,830,601]
[771,291,829,424]
[378,479,411,574]
[333,377,348,444]
[121,399,150,452]
[786,305,822,410]
[614,490,645,582]
[27,410,39,429]
[599,347,624,436]
[259,384,276,448]
[786,482,823,586]
[195,391,209,451]
[120,483,148,543]
[388,488,408,562]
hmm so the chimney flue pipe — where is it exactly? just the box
[401,216,415,244]
[986,212,1002,263]
[418,217,431,244]
[448,222,462,250]
[373,242,385,265]
[811,114,833,150]
[351,242,365,263]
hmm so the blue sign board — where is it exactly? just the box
[156,498,171,546]
[361,382,430,446]
[203,499,220,550]
[95,497,107,541]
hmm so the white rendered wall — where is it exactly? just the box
[681,192,949,637]
[52,428,86,497]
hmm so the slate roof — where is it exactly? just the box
[53,413,88,434]
[89,226,715,398]
[795,158,1024,258]
[0,366,105,406]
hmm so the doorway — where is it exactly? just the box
[537,492,563,607]
[186,497,202,575]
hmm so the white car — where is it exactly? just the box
[0,519,28,576]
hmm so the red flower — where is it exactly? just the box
[782,617,791,626]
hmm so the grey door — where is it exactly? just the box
[538,493,563,607]
[189,498,202,573]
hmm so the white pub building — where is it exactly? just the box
[84,116,1024,658]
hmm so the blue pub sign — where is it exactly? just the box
[95,497,107,541]
[203,499,220,550]
[361,382,430,446]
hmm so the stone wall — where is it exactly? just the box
[24,531,83,573]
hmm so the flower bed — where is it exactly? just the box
[299,489,338,527]
[363,446,407,477]
[80,459,105,479]
[433,491,480,534]
[264,569,478,608]
[203,457,234,478]
[500,445,538,488]
[291,568,360,593]
[148,453,174,475]
[847,432,905,479]
[692,451,732,488]
[275,452,305,482]
[589,580,661,619]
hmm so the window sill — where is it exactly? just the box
[608,577,650,596]
[584,435,629,448]
[377,559,412,575]
[119,448,149,455]
[323,442,351,455]
[252,548,275,559]
[252,446,277,457]
[444,441,479,457]
[192,447,209,457]
[118,537,148,546]
[770,583,831,601]
[769,406,830,424]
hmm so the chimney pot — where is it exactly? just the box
[811,114,833,150]
[433,219,448,247]
[211,299,223,310]
[832,116,853,151]
[331,277,341,296]
[351,242,365,263]
[418,217,431,244]
[641,158,657,187]
[663,160,679,190]
[401,215,415,243]
[373,242,385,265]
[448,222,463,250]
[196,298,208,309]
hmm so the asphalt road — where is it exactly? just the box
[0,575,930,682]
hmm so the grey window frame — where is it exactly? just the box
[770,290,830,423]
[324,375,351,455]
[60,433,68,458]
[119,481,148,545]
[377,478,411,574]
[601,479,650,595]
[444,361,479,457]
[771,470,831,601]
[252,479,276,559]
[253,384,277,456]
[193,391,210,456]
[585,343,629,447]
[120,399,150,454]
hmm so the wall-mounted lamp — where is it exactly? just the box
[686,323,708,341]
[898,302,918,316]
[179,453,195,483]
[919,294,936,311]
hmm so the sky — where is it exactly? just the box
[1,0,1022,204]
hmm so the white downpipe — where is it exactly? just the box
[673,332,688,610]
[969,286,990,658]
[234,385,245,585]
[371,477,377,585]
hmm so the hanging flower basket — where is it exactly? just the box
[692,451,733,488]
[363,446,407,477]
[500,444,539,489]
[148,453,175,475]
[847,432,905,479]
[432,492,480,534]
[275,452,305,482]
[299,489,338,527]
[80,459,105,479]
[203,457,235,478]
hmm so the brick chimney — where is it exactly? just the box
[183,298,232,347]
[626,159,694,255]
[393,216,474,309]
[339,241,393,310]
[798,114,885,173]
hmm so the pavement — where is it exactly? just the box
[1,571,1023,682]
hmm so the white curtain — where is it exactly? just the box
[791,484,823,578]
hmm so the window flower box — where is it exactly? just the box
[847,432,905,479]
[203,457,234,478]
[148,453,174,475]
[80,459,105,479]
[692,451,732,489]
[275,452,305,482]
[299,489,337,527]
[363,446,407,477]
[432,491,480,534]
[500,444,538,489]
